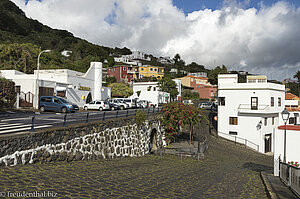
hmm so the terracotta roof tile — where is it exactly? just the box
[278,125,300,131]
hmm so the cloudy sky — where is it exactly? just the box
[11,0,300,80]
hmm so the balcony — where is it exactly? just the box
[237,104,279,114]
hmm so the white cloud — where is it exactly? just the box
[11,0,300,80]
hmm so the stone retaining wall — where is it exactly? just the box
[0,116,164,166]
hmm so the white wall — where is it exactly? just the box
[131,82,169,105]
[1,62,110,108]
[274,127,300,176]
[218,77,285,153]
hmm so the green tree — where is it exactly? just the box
[108,83,133,97]
[161,102,200,144]
[0,78,16,109]
[182,89,199,100]
[294,71,300,96]
[158,77,179,101]
[208,65,228,85]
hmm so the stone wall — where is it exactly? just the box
[0,116,164,167]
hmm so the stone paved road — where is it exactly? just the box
[0,135,273,199]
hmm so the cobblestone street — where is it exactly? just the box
[0,134,273,199]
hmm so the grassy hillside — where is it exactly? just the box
[0,0,131,73]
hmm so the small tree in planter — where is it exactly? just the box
[161,102,200,145]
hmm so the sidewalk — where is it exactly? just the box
[261,170,299,199]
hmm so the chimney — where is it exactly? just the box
[93,62,102,100]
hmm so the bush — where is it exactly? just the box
[136,110,147,128]
[0,78,16,108]
[161,102,199,143]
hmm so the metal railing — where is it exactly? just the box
[0,108,163,135]
[218,131,259,152]
[237,104,269,111]
[279,162,300,197]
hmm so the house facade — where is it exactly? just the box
[138,65,164,79]
[107,65,136,83]
[177,75,217,100]
[0,62,110,108]
[217,74,285,153]
[130,79,181,105]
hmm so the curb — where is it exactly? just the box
[261,171,277,199]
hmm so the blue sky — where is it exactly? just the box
[172,0,300,14]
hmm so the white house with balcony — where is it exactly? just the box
[217,74,285,153]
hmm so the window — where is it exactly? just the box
[272,117,275,125]
[150,68,153,71]
[229,117,238,125]
[54,98,62,104]
[278,97,281,107]
[158,69,163,73]
[15,86,20,94]
[248,79,256,83]
[140,75,144,78]
[154,68,157,71]
[264,117,267,126]
[289,117,296,125]
[141,68,144,71]
[147,86,152,91]
[123,67,126,71]
[271,97,274,107]
[153,87,156,91]
[251,97,258,110]
[229,131,238,135]
[219,97,225,106]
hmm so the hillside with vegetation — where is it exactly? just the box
[0,0,134,73]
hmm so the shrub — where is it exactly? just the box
[161,102,200,143]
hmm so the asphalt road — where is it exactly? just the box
[0,108,159,135]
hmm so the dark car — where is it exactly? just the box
[107,101,121,111]
[39,96,79,113]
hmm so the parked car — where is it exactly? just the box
[137,100,148,108]
[123,98,137,108]
[108,99,128,110]
[107,101,121,111]
[115,98,136,108]
[39,96,79,113]
[198,102,212,110]
[83,100,110,111]
[148,101,156,108]
[183,100,193,105]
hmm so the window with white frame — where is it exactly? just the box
[278,97,281,107]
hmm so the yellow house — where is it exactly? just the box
[176,75,209,88]
[135,65,164,79]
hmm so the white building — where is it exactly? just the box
[130,82,168,106]
[217,74,285,153]
[0,62,110,108]
[274,124,300,176]
[130,80,181,105]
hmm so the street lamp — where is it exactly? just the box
[35,49,51,109]
[281,108,290,163]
